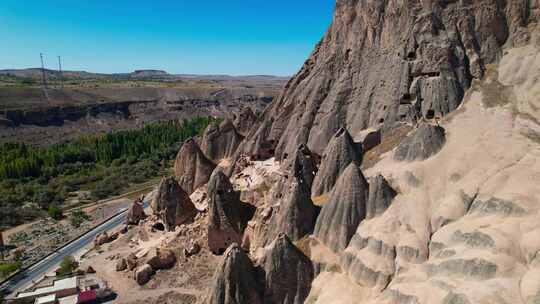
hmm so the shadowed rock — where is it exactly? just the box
[134,264,153,285]
[283,144,318,190]
[394,124,446,161]
[201,119,244,162]
[314,163,369,252]
[125,198,146,225]
[207,170,256,254]
[269,177,319,242]
[366,175,397,219]
[234,107,258,136]
[262,234,314,304]
[205,244,263,304]
[174,138,216,194]
[311,128,363,196]
[151,176,197,231]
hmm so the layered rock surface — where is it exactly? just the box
[394,124,446,161]
[233,107,258,137]
[174,138,216,194]
[314,163,369,252]
[205,244,263,304]
[261,234,314,304]
[151,176,197,231]
[311,128,363,196]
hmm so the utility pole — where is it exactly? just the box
[40,53,47,88]
[57,56,64,90]
[0,230,4,261]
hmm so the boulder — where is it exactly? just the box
[394,124,446,161]
[147,247,176,270]
[116,258,127,272]
[311,128,363,196]
[134,264,153,285]
[184,241,201,257]
[207,170,256,254]
[151,176,197,231]
[125,198,146,225]
[262,234,314,304]
[366,174,397,219]
[94,232,113,247]
[126,253,138,271]
[205,244,263,304]
[234,107,258,136]
[174,138,216,194]
[314,163,369,252]
[200,119,244,162]
[85,266,96,274]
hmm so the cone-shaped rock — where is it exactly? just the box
[262,233,314,304]
[234,107,258,137]
[366,175,397,219]
[314,164,369,252]
[270,177,318,242]
[394,124,446,161]
[205,244,263,304]
[174,138,216,194]
[201,119,244,162]
[311,128,363,196]
[125,198,146,225]
[208,170,256,254]
[283,144,318,191]
[151,177,197,231]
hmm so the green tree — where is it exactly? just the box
[58,255,78,276]
[69,209,90,228]
[47,205,63,220]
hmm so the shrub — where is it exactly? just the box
[48,205,63,220]
[70,209,91,228]
[58,255,78,276]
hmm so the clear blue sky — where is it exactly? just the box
[0,1,335,76]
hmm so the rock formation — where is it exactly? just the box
[242,0,532,162]
[205,244,263,304]
[366,174,397,219]
[151,176,197,231]
[261,234,314,304]
[201,119,244,162]
[134,264,153,285]
[207,170,255,254]
[314,163,369,252]
[283,144,318,190]
[147,247,176,270]
[233,107,258,136]
[311,128,363,196]
[174,138,216,194]
[125,198,146,225]
[394,124,446,161]
[268,177,319,242]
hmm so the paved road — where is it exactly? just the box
[0,201,148,297]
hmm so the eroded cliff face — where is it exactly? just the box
[244,0,536,159]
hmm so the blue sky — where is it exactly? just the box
[0,1,335,76]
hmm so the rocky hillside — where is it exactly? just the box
[68,1,539,304]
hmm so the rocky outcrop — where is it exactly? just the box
[94,232,117,247]
[234,107,258,136]
[243,0,533,162]
[394,124,446,161]
[283,144,319,190]
[205,244,263,304]
[366,175,397,219]
[311,128,362,196]
[314,163,369,252]
[261,234,314,304]
[207,170,256,254]
[268,177,319,242]
[201,119,244,162]
[116,258,127,272]
[151,177,197,231]
[125,198,146,225]
[174,138,216,194]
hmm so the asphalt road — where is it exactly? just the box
[0,202,147,298]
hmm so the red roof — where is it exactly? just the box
[77,290,97,303]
